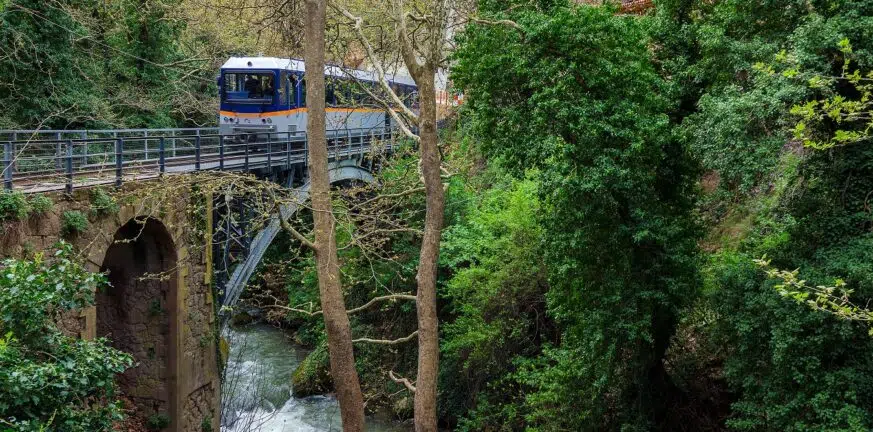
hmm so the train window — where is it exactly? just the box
[289,74,299,106]
[326,78,337,106]
[300,78,306,106]
[278,72,288,106]
[223,72,275,102]
[410,90,419,109]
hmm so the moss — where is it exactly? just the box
[290,342,332,397]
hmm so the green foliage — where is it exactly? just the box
[696,126,873,430]
[755,257,873,332]
[454,2,701,428]
[0,243,133,430]
[438,176,552,429]
[0,0,217,129]
[707,249,873,431]
[0,191,31,221]
[28,194,54,215]
[774,38,873,149]
[146,413,171,430]
[61,210,88,236]
[89,188,119,217]
[200,416,213,432]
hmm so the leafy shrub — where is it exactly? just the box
[28,194,53,215]
[147,413,171,430]
[0,242,133,430]
[90,187,119,216]
[61,210,88,235]
[0,190,30,221]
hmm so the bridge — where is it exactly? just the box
[0,126,391,432]
[0,127,388,192]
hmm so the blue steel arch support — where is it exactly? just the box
[220,160,375,311]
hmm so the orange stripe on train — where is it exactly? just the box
[219,107,386,118]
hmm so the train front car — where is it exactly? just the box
[218,56,418,140]
[218,57,305,141]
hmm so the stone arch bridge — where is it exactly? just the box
[0,127,388,431]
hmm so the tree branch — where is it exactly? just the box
[329,0,420,123]
[389,370,417,393]
[265,293,416,317]
[353,330,419,344]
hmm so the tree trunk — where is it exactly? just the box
[412,70,445,432]
[304,0,366,430]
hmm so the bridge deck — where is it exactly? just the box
[0,127,394,193]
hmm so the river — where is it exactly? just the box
[221,322,412,432]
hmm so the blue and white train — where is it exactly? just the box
[218,57,418,138]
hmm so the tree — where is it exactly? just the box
[327,0,462,427]
[453,2,700,429]
[303,0,366,429]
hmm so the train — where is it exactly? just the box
[217,57,418,139]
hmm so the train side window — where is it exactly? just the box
[300,78,307,106]
[411,90,419,109]
[278,72,288,106]
[326,79,336,106]
[289,75,299,106]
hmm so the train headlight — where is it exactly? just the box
[266,118,272,124]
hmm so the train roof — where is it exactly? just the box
[221,56,417,87]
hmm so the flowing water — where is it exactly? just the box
[222,322,412,432]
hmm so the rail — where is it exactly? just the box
[0,127,394,193]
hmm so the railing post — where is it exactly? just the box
[115,138,123,187]
[65,140,73,194]
[303,132,308,169]
[55,132,62,171]
[195,135,201,171]
[144,130,149,160]
[244,138,250,172]
[219,135,225,171]
[3,142,12,190]
[285,132,291,168]
[346,129,352,160]
[266,133,272,169]
[159,136,166,174]
[81,132,88,164]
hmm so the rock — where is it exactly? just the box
[291,342,333,397]
[230,310,254,326]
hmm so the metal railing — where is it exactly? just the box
[0,127,394,193]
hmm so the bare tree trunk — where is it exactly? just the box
[412,70,445,432]
[304,0,366,430]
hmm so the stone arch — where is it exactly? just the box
[98,217,179,431]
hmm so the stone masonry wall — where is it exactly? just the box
[0,185,219,432]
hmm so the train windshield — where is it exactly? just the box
[222,72,276,103]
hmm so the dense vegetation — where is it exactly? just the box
[0,243,132,431]
[3,0,873,430]
[0,0,220,129]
